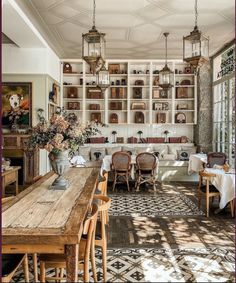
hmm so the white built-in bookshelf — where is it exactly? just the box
[60,59,197,125]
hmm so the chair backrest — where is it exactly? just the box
[93,194,111,239]
[207,152,227,168]
[112,151,131,171]
[136,152,157,171]
[82,203,98,260]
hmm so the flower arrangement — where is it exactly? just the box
[28,108,104,156]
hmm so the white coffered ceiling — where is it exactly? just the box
[13,0,235,59]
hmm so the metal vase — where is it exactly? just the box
[48,150,70,190]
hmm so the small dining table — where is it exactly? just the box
[2,167,99,282]
[204,168,235,209]
[101,154,159,179]
[188,153,207,174]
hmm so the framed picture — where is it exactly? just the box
[49,83,60,104]
[153,89,160,99]
[175,112,186,123]
[153,102,162,110]
[2,82,32,129]
[48,104,55,118]
[157,113,166,123]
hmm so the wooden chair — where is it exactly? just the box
[111,151,131,191]
[2,197,30,283]
[206,152,227,168]
[198,171,220,217]
[32,175,43,282]
[39,203,98,283]
[2,254,29,283]
[135,152,157,192]
[92,194,111,282]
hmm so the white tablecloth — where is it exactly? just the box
[205,168,235,209]
[188,154,207,174]
[101,155,159,179]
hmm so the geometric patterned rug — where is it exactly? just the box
[12,247,234,282]
[109,194,205,217]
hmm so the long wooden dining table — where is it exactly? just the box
[2,167,99,282]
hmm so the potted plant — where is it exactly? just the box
[111,130,117,143]
[28,108,103,189]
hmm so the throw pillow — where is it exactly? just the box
[168,145,182,159]
[162,154,176,160]
[106,146,122,155]
[79,147,91,162]
[181,146,197,155]
[177,150,191,161]
[91,148,106,161]
[152,145,168,160]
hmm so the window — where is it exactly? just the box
[213,44,235,167]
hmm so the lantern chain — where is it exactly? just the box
[93,0,96,28]
[195,0,198,27]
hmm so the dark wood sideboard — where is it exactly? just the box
[3,134,39,185]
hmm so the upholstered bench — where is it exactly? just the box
[79,143,198,182]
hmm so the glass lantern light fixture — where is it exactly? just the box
[159,32,173,91]
[82,0,106,74]
[96,63,110,93]
[183,0,209,71]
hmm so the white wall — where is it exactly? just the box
[2,45,60,82]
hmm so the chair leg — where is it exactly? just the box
[40,261,46,283]
[136,175,140,192]
[90,237,98,282]
[126,174,130,192]
[152,177,156,192]
[55,268,59,283]
[102,243,107,282]
[112,173,117,192]
[84,257,90,283]
[206,196,209,217]
[230,200,234,217]
[60,268,64,282]
[33,253,39,282]
[23,255,29,283]
[198,192,202,209]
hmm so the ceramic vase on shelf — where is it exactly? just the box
[48,150,70,190]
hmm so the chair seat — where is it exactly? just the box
[137,169,153,175]
[2,254,25,277]
[200,185,219,193]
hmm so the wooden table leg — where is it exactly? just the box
[65,244,78,282]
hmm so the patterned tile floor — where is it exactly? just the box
[12,181,235,282]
